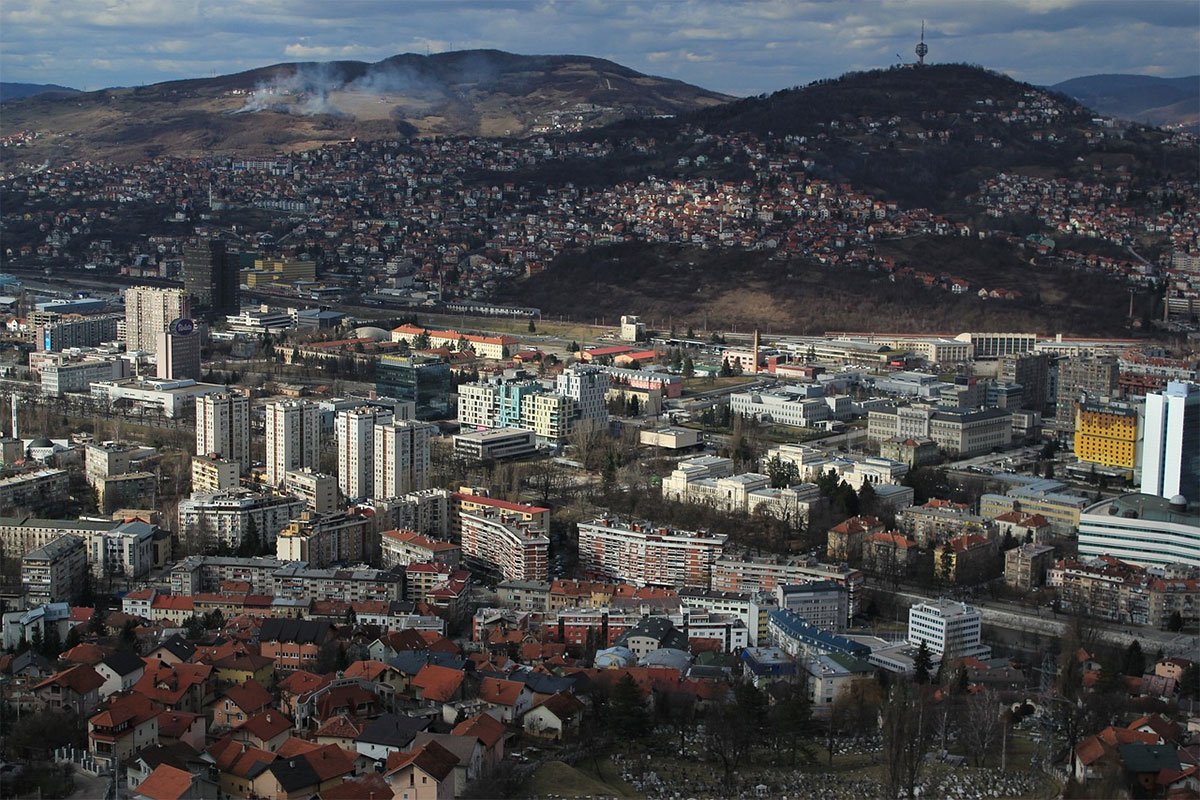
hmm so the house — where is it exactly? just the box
[314,714,364,750]
[522,692,584,740]
[384,740,459,800]
[132,764,214,800]
[157,711,205,752]
[258,618,333,672]
[213,679,273,729]
[451,713,506,775]
[277,670,330,718]
[96,651,147,699]
[233,710,293,753]
[132,662,214,713]
[61,642,108,667]
[33,664,105,716]
[356,712,433,763]
[410,732,482,796]
[344,659,407,696]
[319,774,392,800]
[205,735,278,798]
[87,692,160,768]
[126,743,207,793]
[478,677,533,723]
[826,516,884,561]
[146,635,195,666]
[210,650,276,689]
[410,664,466,705]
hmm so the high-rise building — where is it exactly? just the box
[335,406,393,501]
[124,287,190,355]
[999,352,1050,412]
[155,319,201,380]
[196,393,250,472]
[265,400,320,487]
[374,355,452,420]
[1141,381,1200,505]
[556,364,610,430]
[575,517,728,589]
[907,600,990,658]
[373,419,435,500]
[1054,356,1118,433]
[182,239,240,319]
[1074,399,1142,473]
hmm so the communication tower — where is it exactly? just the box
[915,21,929,66]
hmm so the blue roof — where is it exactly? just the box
[768,609,870,657]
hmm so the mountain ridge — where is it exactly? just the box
[1050,73,1199,131]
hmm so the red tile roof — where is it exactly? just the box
[385,740,459,782]
[222,679,272,715]
[134,765,195,800]
[61,643,108,666]
[320,774,391,800]
[240,710,292,743]
[411,664,465,702]
[314,714,364,741]
[451,713,505,748]
[157,711,201,739]
[35,665,105,695]
[479,677,525,706]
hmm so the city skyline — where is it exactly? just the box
[2,0,1196,97]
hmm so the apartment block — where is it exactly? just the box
[1004,543,1056,590]
[265,400,320,488]
[460,507,549,582]
[124,287,190,355]
[275,512,371,568]
[380,529,461,569]
[196,392,250,471]
[191,455,240,493]
[907,600,989,658]
[576,517,727,589]
[22,533,87,605]
[373,419,434,500]
[177,490,305,551]
[284,469,339,515]
[335,406,393,501]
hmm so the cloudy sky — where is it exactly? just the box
[2,0,1196,95]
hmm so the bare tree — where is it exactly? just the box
[881,680,933,800]
[958,688,1003,767]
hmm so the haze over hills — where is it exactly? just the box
[0,82,80,103]
[0,49,731,163]
[1051,74,1199,131]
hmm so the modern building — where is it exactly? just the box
[375,355,452,420]
[196,393,250,472]
[40,355,131,397]
[335,406,394,501]
[575,517,727,590]
[373,419,435,500]
[265,400,321,488]
[907,600,990,659]
[1140,381,1199,505]
[243,257,316,288]
[452,428,537,462]
[998,352,1050,412]
[155,320,201,381]
[90,377,225,418]
[459,508,549,583]
[124,287,190,355]
[774,581,849,631]
[1077,493,1200,569]
[1074,399,1142,474]
[555,364,610,432]
[182,239,239,319]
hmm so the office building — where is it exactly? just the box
[196,392,250,472]
[1140,381,1200,505]
[155,319,201,380]
[868,405,1011,457]
[182,239,239,318]
[335,406,393,501]
[1078,493,1200,569]
[1074,399,1142,473]
[124,287,190,355]
[998,352,1049,412]
[373,419,434,500]
[775,581,849,631]
[452,428,537,462]
[265,400,320,487]
[243,256,316,288]
[907,600,989,658]
[576,517,727,590]
[374,355,452,420]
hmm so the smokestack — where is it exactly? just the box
[10,396,17,441]
[752,330,760,374]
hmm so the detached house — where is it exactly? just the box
[384,740,459,800]
[522,691,585,740]
[88,692,160,769]
[34,664,105,717]
[96,651,147,699]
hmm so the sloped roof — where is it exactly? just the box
[101,650,146,678]
[259,617,331,644]
[411,664,465,702]
[385,740,459,782]
[278,669,330,697]
[357,713,431,749]
[479,677,526,706]
[133,764,195,800]
[222,678,272,715]
[531,691,584,722]
[314,714,363,741]
[240,710,291,742]
[319,774,391,800]
[35,664,105,695]
[451,713,505,748]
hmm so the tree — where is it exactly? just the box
[315,640,341,674]
[704,690,753,783]
[939,545,955,585]
[527,318,537,333]
[606,674,647,740]
[958,689,1003,767]
[1167,610,1183,632]
[118,619,139,653]
[184,615,205,640]
[913,641,932,685]
[768,680,813,764]
[1122,639,1146,677]
[682,355,695,378]
[88,606,106,636]
[457,336,470,353]
[412,331,431,350]
[881,680,932,800]
[766,455,799,489]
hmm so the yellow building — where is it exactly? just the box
[243,257,316,288]
[1074,401,1141,470]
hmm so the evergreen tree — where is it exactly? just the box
[527,318,537,334]
[682,356,695,378]
[1122,640,1146,677]
[413,331,431,350]
[913,641,932,685]
[607,674,648,739]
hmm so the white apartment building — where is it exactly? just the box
[335,406,393,501]
[372,419,435,500]
[196,392,250,471]
[124,287,190,355]
[85,521,157,580]
[177,489,305,550]
[576,517,728,589]
[907,600,990,658]
[460,507,549,582]
[679,589,771,645]
[22,533,87,605]
[265,400,320,487]
[556,364,610,431]
[284,468,339,515]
